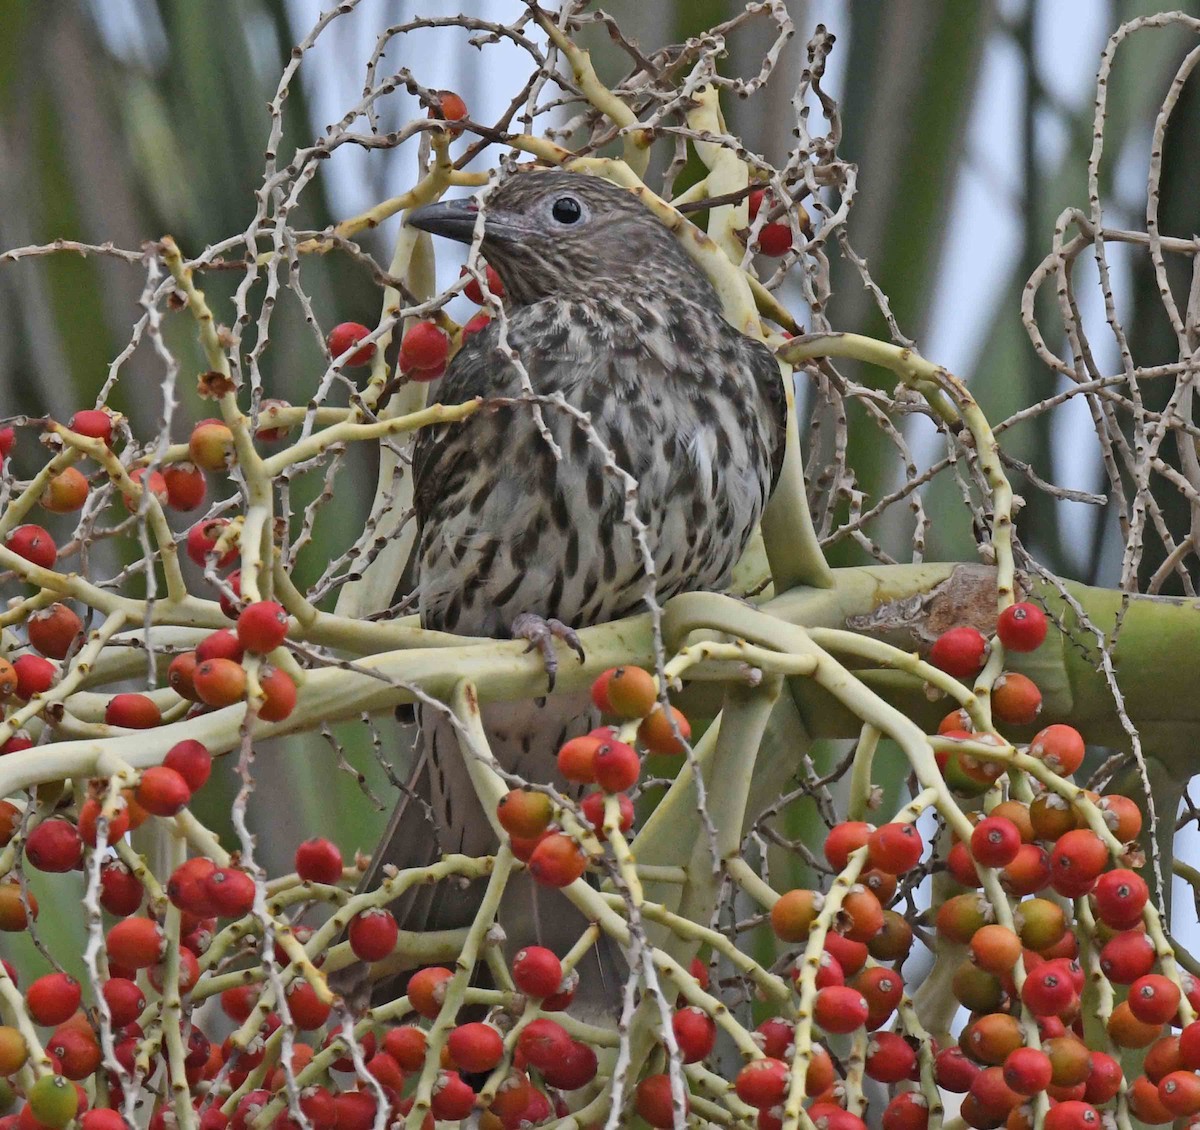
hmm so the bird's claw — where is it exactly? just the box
[511,613,586,693]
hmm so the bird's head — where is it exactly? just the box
[406,170,697,304]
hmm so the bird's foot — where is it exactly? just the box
[511,612,586,693]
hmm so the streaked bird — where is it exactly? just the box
[350,170,786,1009]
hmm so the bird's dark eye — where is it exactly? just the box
[551,196,583,224]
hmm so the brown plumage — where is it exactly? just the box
[350,170,785,1010]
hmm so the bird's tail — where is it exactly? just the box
[333,695,624,1014]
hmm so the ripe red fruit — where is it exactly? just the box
[163,739,213,791]
[99,860,143,916]
[997,602,1048,652]
[1003,1047,1053,1095]
[105,918,164,969]
[825,820,874,870]
[188,419,235,472]
[516,1017,572,1073]
[101,977,146,1027]
[528,832,587,887]
[162,461,207,511]
[672,1006,716,1063]
[27,604,82,660]
[398,322,450,379]
[26,974,81,1026]
[1049,829,1108,896]
[135,766,191,816]
[460,263,504,304]
[430,1070,474,1121]
[432,90,468,134]
[0,428,12,461]
[1083,1051,1123,1103]
[327,322,375,367]
[1029,724,1085,775]
[882,1093,929,1130]
[512,946,563,998]
[970,816,1022,868]
[105,693,162,730]
[935,1045,980,1092]
[734,1057,789,1109]
[1100,929,1155,984]
[593,740,641,793]
[6,525,57,569]
[185,518,238,568]
[196,629,244,664]
[867,822,923,874]
[68,409,114,444]
[257,665,296,721]
[13,654,54,701]
[557,735,600,783]
[348,908,398,963]
[26,819,83,872]
[814,985,870,1033]
[123,467,168,512]
[284,981,331,1030]
[295,838,343,885]
[824,930,869,976]
[929,626,988,678]
[192,658,246,708]
[1158,1070,1200,1116]
[447,1022,503,1073]
[168,857,219,915]
[1043,1100,1101,1130]
[580,789,634,840]
[1129,974,1182,1026]
[236,601,289,653]
[865,1032,917,1083]
[756,222,794,257]
[635,1074,686,1128]
[205,868,256,917]
[991,672,1043,726]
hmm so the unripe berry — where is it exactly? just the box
[188,419,235,472]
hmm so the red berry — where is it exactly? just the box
[25,819,83,872]
[135,766,191,816]
[882,1093,928,1130]
[671,1006,716,1063]
[428,90,469,137]
[429,1071,474,1121]
[557,735,600,783]
[756,222,793,257]
[26,974,81,1026]
[637,704,691,755]
[734,1057,788,1109]
[258,665,296,721]
[27,604,82,660]
[512,946,563,998]
[185,518,237,569]
[1094,869,1149,931]
[867,822,923,874]
[327,322,375,367]
[929,626,988,678]
[634,1074,686,1128]
[236,601,289,653]
[447,1022,503,1073]
[105,693,162,730]
[814,985,869,1033]
[196,628,244,664]
[825,820,874,870]
[383,1026,426,1071]
[865,1032,917,1084]
[6,525,57,569]
[163,461,207,511]
[101,978,145,1026]
[1029,723,1085,775]
[997,602,1048,652]
[68,410,113,445]
[168,857,219,916]
[398,322,450,379]
[13,655,55,701]
[105,918,164,969]
[517,1018,572,1073]
[593,740,641,793]
[1129,974,1182,1026]
[970,816,1022,868]
[348,908,398,963]
[1003,1046,1053,1095]
[0,428,12,461]
[205,867,256,917]
[580,789,634,840]
[992,672,1043,726]
[123,467,168,512]
[528,832,587,887]
[284,981,332,1030]
[99,860,144,916]
[496,789,554,840]
[295,838,343,885]
[461,312,491,340]
[163,739,213,791]
[192,657,246,707]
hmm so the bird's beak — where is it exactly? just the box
[407,197,525,244]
